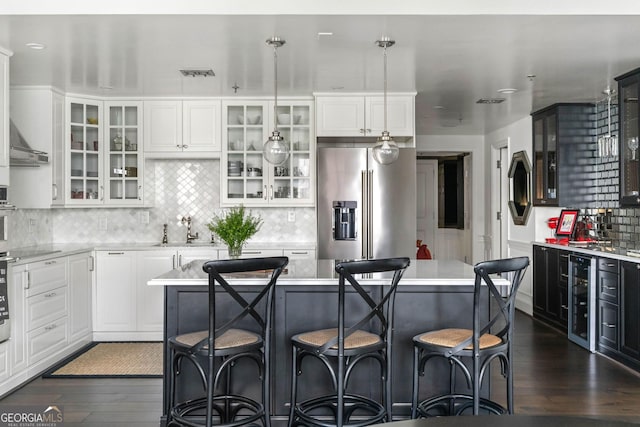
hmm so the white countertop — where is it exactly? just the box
[7,241,316,265]
[148,259,505,287]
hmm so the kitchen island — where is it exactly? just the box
[149,259,509,426]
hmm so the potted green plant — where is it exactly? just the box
[207,205,263,258]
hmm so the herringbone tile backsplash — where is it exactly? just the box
[10,160,316,246]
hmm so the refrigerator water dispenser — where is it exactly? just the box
[333,201,357,240]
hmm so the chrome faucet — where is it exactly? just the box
[181,216,199,244]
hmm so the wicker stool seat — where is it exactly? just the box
[288,257,410,427]
[167,256,289,427]
[411,257,529,418]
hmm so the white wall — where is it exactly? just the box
[485,115,536,314]
[416,134,485,264]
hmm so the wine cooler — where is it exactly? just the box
[568,254,596,352]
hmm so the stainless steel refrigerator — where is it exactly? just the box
[317,147,417,260]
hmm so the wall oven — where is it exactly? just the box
[568,254,596,352]
[0,185,15,343]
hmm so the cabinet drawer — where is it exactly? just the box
[599,270,619,304]
[598,258,619,274]
[218,249,283,259]
[27,317,68,365]
[283,249,316,260]
[599,300,618,350]
[26,258,67,297]
[26,286,68,332]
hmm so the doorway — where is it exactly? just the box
[416,153,471,261]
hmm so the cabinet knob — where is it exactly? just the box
[182,144,189,149]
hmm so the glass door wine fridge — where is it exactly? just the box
[568,254,596,352]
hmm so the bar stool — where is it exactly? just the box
[168,256,289,427]
[288,257,411,427]
[411,256,529,417]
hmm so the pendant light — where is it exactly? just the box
[263,36,289,165]
[372,37,400,165]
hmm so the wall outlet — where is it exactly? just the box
[28,218,36,233]
[99,217,108,231]
[139,211,150,224]
[287,210,296,222]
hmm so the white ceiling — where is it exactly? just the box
[1,12,640,135]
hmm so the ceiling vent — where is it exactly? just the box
[476,98,505,104]
[179,69,215,77]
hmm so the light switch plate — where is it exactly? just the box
[99,217,108,231]
[287,210,296,222]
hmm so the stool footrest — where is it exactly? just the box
[171,394,264,427]
[416,393,507,417]
[292,394,386,427]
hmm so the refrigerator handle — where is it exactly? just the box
[368,170,373,258]
[361,170,368,259]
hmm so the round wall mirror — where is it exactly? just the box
[508,150,532,225]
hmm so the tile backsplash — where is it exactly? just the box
[9,159,316,247]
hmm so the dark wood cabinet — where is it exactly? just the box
[616,68,640,206]
[533,245,568,330]
[597,258,619,352]
[531,103,596,207]
[621,260,640,362]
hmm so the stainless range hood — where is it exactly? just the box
[9,120,49,167]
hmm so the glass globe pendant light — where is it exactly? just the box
[372,37,400,165]
[263,37,289,165]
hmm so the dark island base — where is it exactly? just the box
[161,284,491,426]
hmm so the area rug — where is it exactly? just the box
[43,342,163,378]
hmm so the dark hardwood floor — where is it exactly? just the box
[1,311,640,426]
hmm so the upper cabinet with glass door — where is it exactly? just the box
[67,98,102,205]
[221,99,314,207]
[531,103,596,207]
[616,69,640,206]
[269,101,314,205]
[105,101,144,205]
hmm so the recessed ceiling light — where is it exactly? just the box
[331,86,344,90]
[26,42,45,50]
[318,32,333,37]
[99,85,113,90]
[432,105,446,110]
[497,88,518,94]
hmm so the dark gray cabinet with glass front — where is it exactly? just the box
[616,68,640,206]
[531,103,596,207]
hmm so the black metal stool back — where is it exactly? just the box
[411,256,529,417]
[288,257,410,427]
[168,256,289,427]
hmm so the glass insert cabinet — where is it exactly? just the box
[105,101,143,204]
[221,100,315,207]
[616,68,640,206]
[66,98,143,206]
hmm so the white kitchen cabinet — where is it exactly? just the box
[68,252,92,342]
[221,99,314,207]
[315,93,415,139]
[144,99,221,158]
[0,47,11,186]
[94,251,136,333]
[136,249,173,332]
[25,257,67,298]
[104,101,144,205]
[0,341,9,383]
[65,96,103,205]
[24,257,69,365]
[9,264,27,376]
[10,88,64,208]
